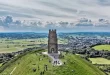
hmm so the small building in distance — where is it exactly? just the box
[48,29,58,54]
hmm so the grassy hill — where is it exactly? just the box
[0,50,105,75]
[93,45,110,51]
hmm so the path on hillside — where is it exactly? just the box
[42,52,63,66]
[10,67,16,75]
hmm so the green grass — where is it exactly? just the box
[0,39,36,53]
[92,45,110,51]
[0,63,2,67]
[0,50,105,75]
[89,58,110,64]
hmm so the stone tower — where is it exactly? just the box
[48,29,58,53]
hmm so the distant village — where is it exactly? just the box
[59,35,110,60]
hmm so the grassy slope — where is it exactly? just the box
[93,45,110,51]
[0,50,105,75]
[58,53,105,75]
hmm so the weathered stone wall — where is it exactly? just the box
[48,29,58,53]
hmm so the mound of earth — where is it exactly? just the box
[0,50,105,75]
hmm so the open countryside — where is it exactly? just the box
[0,50,105,75]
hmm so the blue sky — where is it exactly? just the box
[0,0,110,32]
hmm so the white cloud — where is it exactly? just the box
[0,26,5,32]
[0,0,110,21]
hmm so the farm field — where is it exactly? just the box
[0,50,105,75]
[92,45,110,51]
[0,39,39,53]
[0,38,67,53]
[89,58,110,64]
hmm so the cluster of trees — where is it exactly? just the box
[0,33,47,39]
[94,64,110,74]
[72,47,110,60]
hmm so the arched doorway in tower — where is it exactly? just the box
[51,48,55,53]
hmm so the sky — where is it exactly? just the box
[0,0,110,32]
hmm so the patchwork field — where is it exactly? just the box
[0,38,67,53]
[0,50,105,75]
[0,39,39,53]
[89,58,110,64]
[92,45,110,51]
